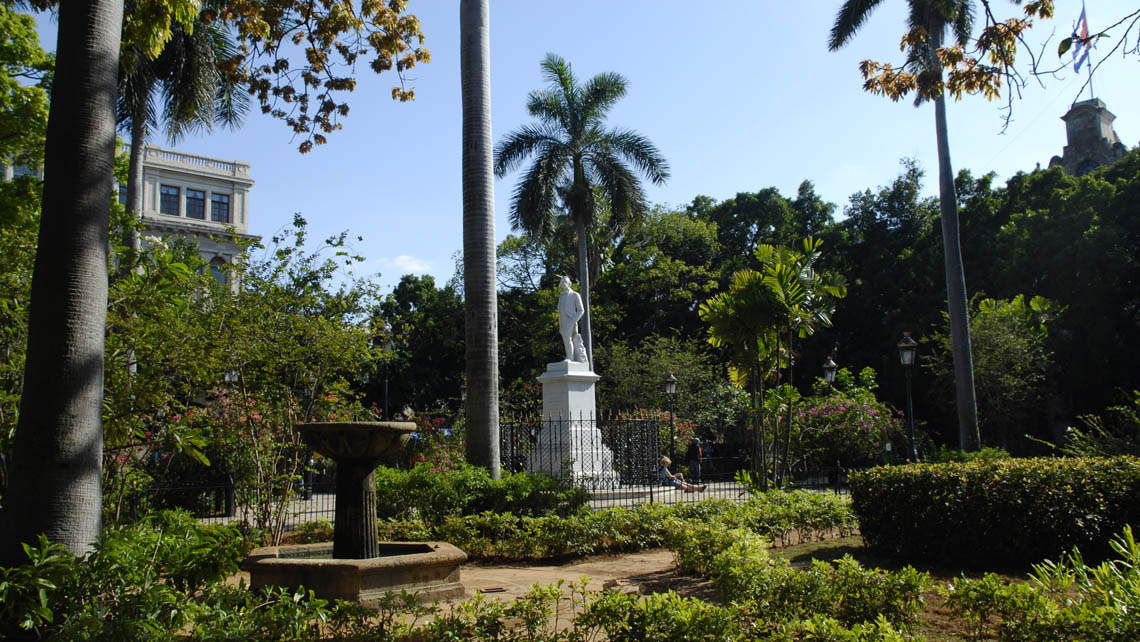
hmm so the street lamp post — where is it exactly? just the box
[381,324,393,420]
[822,358,837,388]
[897,332,919,462]
[664,373,677,463]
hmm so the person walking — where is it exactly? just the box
[685,437,703,483]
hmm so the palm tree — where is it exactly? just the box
[460,0,500,477]
[699,268,783,486]
[494,54,669,367]
[0,0,122,562]
[829,0,980,450]
[700,238,846,489]
[119,15,247,264]
[757,238,846,485]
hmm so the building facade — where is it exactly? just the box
[133,145,258,277]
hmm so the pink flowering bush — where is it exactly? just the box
[796,367,905,468]
[384,412,463,472]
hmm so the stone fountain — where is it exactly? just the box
[242,422,467,605]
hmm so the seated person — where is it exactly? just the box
[659,456,706,493]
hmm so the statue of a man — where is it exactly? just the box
[557,276,585,362]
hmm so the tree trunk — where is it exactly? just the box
[125,110,149,268]
[0,0,122,562]
[575,217,593,369]
[460,0,500,477]
[931,28,980,451]
[781,327,795,487]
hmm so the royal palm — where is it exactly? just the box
[495,54,669,366]
[829,0,980,450]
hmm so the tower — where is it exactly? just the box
[1048,99,1129,176]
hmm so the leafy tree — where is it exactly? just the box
[1,0,431,561]
[688,188,797,281]
[100,216,380,540]
[380,274,465,416]
[460,0,499,476]
[824,161,942,388]
[497,233,552,294]
[924,295,1059,450]
[596,206,720,344]
[0,3,50,171]
[0,12,49,497]
[494,53,670,367]
[597,334,721,423]
[0,178,38,501]
[216,0,430,152]
[990,153,1140,420]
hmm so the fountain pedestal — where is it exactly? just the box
[242,421,468,604]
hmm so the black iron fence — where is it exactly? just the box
[499,416,661,487]
[144,415,856,525]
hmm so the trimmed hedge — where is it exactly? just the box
[373,463,590,521]
[367,490,856,562]
[850,456,1140,567]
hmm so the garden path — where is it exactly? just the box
[450,548,713,603]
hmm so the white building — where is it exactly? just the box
[130,145,258,279]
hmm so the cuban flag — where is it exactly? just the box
[1072,4,1091,72]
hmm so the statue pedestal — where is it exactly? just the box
[538,360,599,420]
[530,361,617,488]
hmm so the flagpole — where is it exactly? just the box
[1087,53,1095,101]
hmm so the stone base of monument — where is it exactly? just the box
[530,360,620,489]
[242,541,467,606]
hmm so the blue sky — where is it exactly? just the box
[35,1,1140,291]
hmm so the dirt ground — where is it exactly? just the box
[452,548,712,603]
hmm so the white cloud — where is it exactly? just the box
[378,254,432,275]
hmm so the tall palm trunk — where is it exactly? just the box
[125,105,150,267]
[575,217,593,369]
[460,0,500,477]
[780,327,795,487]
[930,28,980,451]
[0,0,122,562]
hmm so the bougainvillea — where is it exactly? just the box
[795,368,905,468]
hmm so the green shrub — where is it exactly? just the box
[373,463,588,522]
[0,510,252,640]
[292,518,334,543]
[851,457,1140,567]
[576,591,749,642]
[942,525,1140,641]
[778,615,918,642]
[667,514,929,629]
[373,490,854,563]
[924,444,1011,463]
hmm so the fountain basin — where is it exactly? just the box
[297,421,416,460]
[242,541,467,605]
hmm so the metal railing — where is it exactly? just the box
[146,413,855,526]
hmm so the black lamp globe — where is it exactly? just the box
[822,358,838,385]
[897,332,917,367]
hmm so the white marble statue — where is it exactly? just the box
[557,276,586,362]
